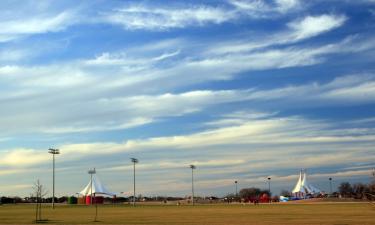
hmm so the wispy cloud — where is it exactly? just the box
[103,0,303,31]
[287,14,347,41]
[209,14,347,54]
[104,5,236,30]
[229,0,301,17]
[0,33,374,136]
[0,10,78,42]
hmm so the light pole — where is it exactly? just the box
[190,165,196,205]
[131,158,138,207]
[88,168,96,205]
[48,148,60,209]
[234,181,238,200]
[329,177,333,195]
[267,177,271,195]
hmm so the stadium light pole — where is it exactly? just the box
[234,181,238,199]
[131,158,138,206]
[329,177,333,195]
[48,148,60,209]
[267,177,271,195]
[190,165,196,205]
[88,168,96,205]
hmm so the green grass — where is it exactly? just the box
[0,203,374,224]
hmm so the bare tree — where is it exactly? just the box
[33,180,48,223]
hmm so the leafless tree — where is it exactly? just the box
[33,180,48,222]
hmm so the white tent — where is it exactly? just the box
[292,170,306,194]
[79,174,116,196]
[301,171,321,194]
[292,169,321,196]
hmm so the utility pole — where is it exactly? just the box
[48,148,60,209]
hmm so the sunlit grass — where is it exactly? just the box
[0,203,373,224]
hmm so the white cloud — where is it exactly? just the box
[2,112,374,170]
[0,149,49,166]
[209,14,347,55]
[245,73,375,105]
[229,0,301,17]
[275,0,301,13]
[0,11,78,42]
[105,5,235,30]
[103,0,302,31]
[1,112,374,196]
[287,14,347,41]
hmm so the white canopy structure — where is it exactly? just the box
[79,174,116,196]
[292,170,321,196]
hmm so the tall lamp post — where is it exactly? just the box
[131,158,138,206]
[329,177,333,195]
[48,148,60,209]
[267,177,271,195]
[88,168,96,205]
[234,181,238,200]
[190,165,196,205]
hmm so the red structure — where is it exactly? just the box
[259,193,270,203]
[85,195,104,205]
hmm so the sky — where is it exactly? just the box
[0,0,375,198]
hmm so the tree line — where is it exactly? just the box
[337,181,375,200]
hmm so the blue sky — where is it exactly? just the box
[0,0,375,197]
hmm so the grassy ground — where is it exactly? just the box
[0,203,374,224]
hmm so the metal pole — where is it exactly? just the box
[235,181,238,197]
[133,161,136,207]
[90,173,93,205]
[191,168,194,206]
[48,148,59,209]
[268,177,271,194]
[52,153,55,209]
[88,168,96,206]
[130,158,138,206]
[329,178,332,194]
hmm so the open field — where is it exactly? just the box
[0,203,374,225]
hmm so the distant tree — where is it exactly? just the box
[239,187,261,199]
[338,182,353,198]
[223,193,236,203]
[280,190,291,197]
[369,182,375,194]
[352,183,368,199]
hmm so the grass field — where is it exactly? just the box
[0,203,374,224]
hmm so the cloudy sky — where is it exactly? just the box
[0,0,375,197]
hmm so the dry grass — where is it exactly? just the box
[0,203,374,224]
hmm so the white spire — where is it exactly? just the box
[292,169,305,193]
[292,169,321,195]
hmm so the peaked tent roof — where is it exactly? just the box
[292,170,306,193]
[79,174,116,196]
[302,172,321,194]
[292,169,321,194]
